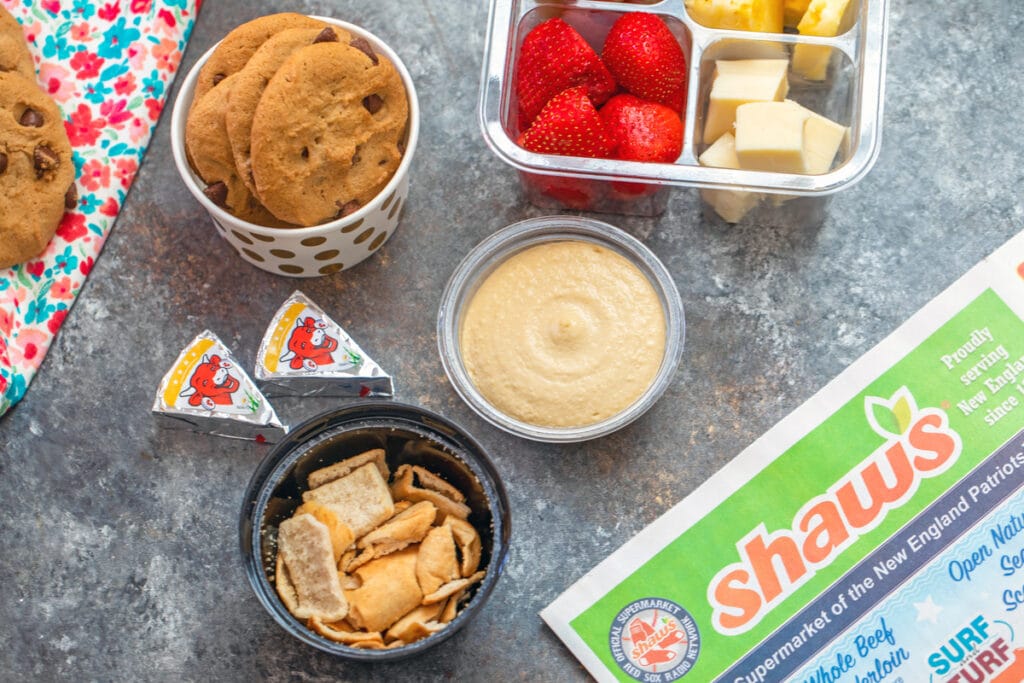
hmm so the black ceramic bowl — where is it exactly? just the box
[240,401,511,659]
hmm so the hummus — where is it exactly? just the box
[459,240,666,428]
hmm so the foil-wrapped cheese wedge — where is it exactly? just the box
[255,290,394,397]
[152,330,287,442]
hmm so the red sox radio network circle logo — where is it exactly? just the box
[610,598,700,681]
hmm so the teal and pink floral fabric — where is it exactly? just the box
[0,0,198,417]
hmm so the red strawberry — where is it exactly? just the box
[602,13,687,106]
[515,18,616,130]
[518,86,615,158]
[600,94,682,199]
[599,94,682,162]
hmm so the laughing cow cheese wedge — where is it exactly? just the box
[255,290,393,398]
[152,330,286,442]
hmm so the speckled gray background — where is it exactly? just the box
[1,0,1021,681]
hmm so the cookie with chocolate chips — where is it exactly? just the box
[0,7,34,81]
[0,72,74,269]
[185,72,297,227]
[249,39,409,226]
[226,25,350,197]
[191,13,327,109]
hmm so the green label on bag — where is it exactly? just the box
[569,288,1024,682]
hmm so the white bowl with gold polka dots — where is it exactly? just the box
[170,17,419,278]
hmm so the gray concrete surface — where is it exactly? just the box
[1,0,1022,680]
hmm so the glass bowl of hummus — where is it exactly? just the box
[438,216,684,442]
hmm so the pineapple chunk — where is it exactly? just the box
[792,0,855,80]
[685,0,784,33]
[784,0,811,27]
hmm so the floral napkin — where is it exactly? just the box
[0,0,198,417]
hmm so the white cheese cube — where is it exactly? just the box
[703,59,789,144]
[734,101,810,173]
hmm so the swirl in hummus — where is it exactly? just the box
[459,240,666,428]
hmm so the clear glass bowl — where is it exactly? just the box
[479,0,890,220]
[437,216,685,442]
[239,401,510,659]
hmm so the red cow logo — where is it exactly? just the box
[280,316,338,371]
[179,354,240,410]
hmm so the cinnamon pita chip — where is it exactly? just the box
[308,448,389,489]
[344,547,423,632]
[385,602,445,643]
[440,590,464,623]
[416,525,459,595]
[339,547,356,571]
[391,465,470,521]
[274,554,300,615]
[303,462,394,537]
[338,570,360,590]
[349,501,437,571]
[278,514,349,621]
[294,501,354,563]
[308,616,385,647]
[443,516,482,577]
[422,571,486,605]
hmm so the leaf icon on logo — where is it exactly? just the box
[865,387,916,439]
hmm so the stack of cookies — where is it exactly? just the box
[0,7,76,270]
[185,14,410,228]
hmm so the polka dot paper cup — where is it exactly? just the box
[170,17,419,278]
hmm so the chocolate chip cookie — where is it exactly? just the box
[226,25,348,197]
[250,40,409,226]
[185,73,296,228]
[192,13,327,108]
[0,6,35,81]
[0,72,74,269]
